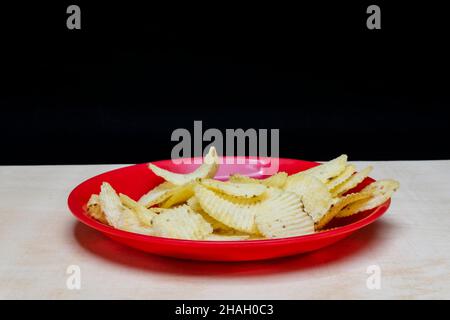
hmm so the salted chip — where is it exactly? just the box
[138,181,177,207]
[331,166,373,197]
[152,205,213,240]
[119,193,158,227]
[326,165,356,190]
[229,172,288,188]
[336,179,400,218]
[187,196,231,231]
[160,182,196,208]
[99,182,153,235]
[255,189,314,238]
[315,192,372,230]
[86,194,108,224]
[201,179,267,198]
[289,154,348,183]
[148,146,219,186]
[284,174,333,223]
[194,184,259,234]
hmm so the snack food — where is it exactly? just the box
[86,148,399,240]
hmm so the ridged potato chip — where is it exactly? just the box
[138,181,177,207]
[187,196,232,231]
[160,182,196,208]
[315,192,372,230]
[152,205,213,240]
[201,179,266,198]
[331,166,373,197]
[195,184,259,234]
[119,193,157,227]
[284,174,333,223]
[99,182,153,235]
[229,172,288,188]
[289,154,347,183]
[336,179,400,218]
[148,147,219,185]
[326,165,356,190]
[256,189,314,238]
[86,194,108,224]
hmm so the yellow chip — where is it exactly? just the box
[228,172,288,188]
[284,174,333,223]
[160,182,196,208]
[336,179,400,218]
[148,146,219,185]
[326,165,356,190]
[331,166,373,197]
[315,192,372,230]
[86,194,108,224]
[186,196,232,231]
[289,154,348,183]
[201,179,267,198]
[99,182,153,235]
[138,181,177,207]
[152,205,213,240]
[119,193,158,227]
[194,184,259,234]
[255,189,314,238]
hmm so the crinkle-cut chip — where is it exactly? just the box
[201,179,267,198]
[289,154,348,183]
[194,184,259,234]
[160,182,196,208]
[187,196,232,231]
[152,205,213,240]
[284,174,333,223]
[228,172,288,188]
[99,182,153,235]
[326,165,356,190]
[204,234,250,241]
[336,180,400,218]
[86,194,108,224]
[138,181,177,207]
[331,166,373,197]
[186,196,202,212]
[119,193,157,227]
[315,192,372,230]
[148,146,219,185]
[255,189,314,238]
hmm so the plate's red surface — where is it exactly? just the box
[68,157,390,261]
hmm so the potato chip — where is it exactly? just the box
[201,179,267,198]
[99,182,153,235]
[331,166,373,197]
[315,192,372,230]
[187,196,232,231]
[229,172,288,188]
[119,193,157,227]
[86,194,108,224]
[255,189,314,238]
[152,205,213,240]
[160,182,196,208]
[284,174,333,223]
[148,146,219,185]
[138,181,177,207]
[336,179,400,218]
[194,184,259,234]
[326,165,356,190]
[289,154,348,183]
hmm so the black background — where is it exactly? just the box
[1,1,449,165]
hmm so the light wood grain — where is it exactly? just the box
[1,161,450,299]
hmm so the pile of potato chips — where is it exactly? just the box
[87,147,399,240]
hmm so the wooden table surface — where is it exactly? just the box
[1,161,450,299]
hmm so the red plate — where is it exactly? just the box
[68,157,390,261]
